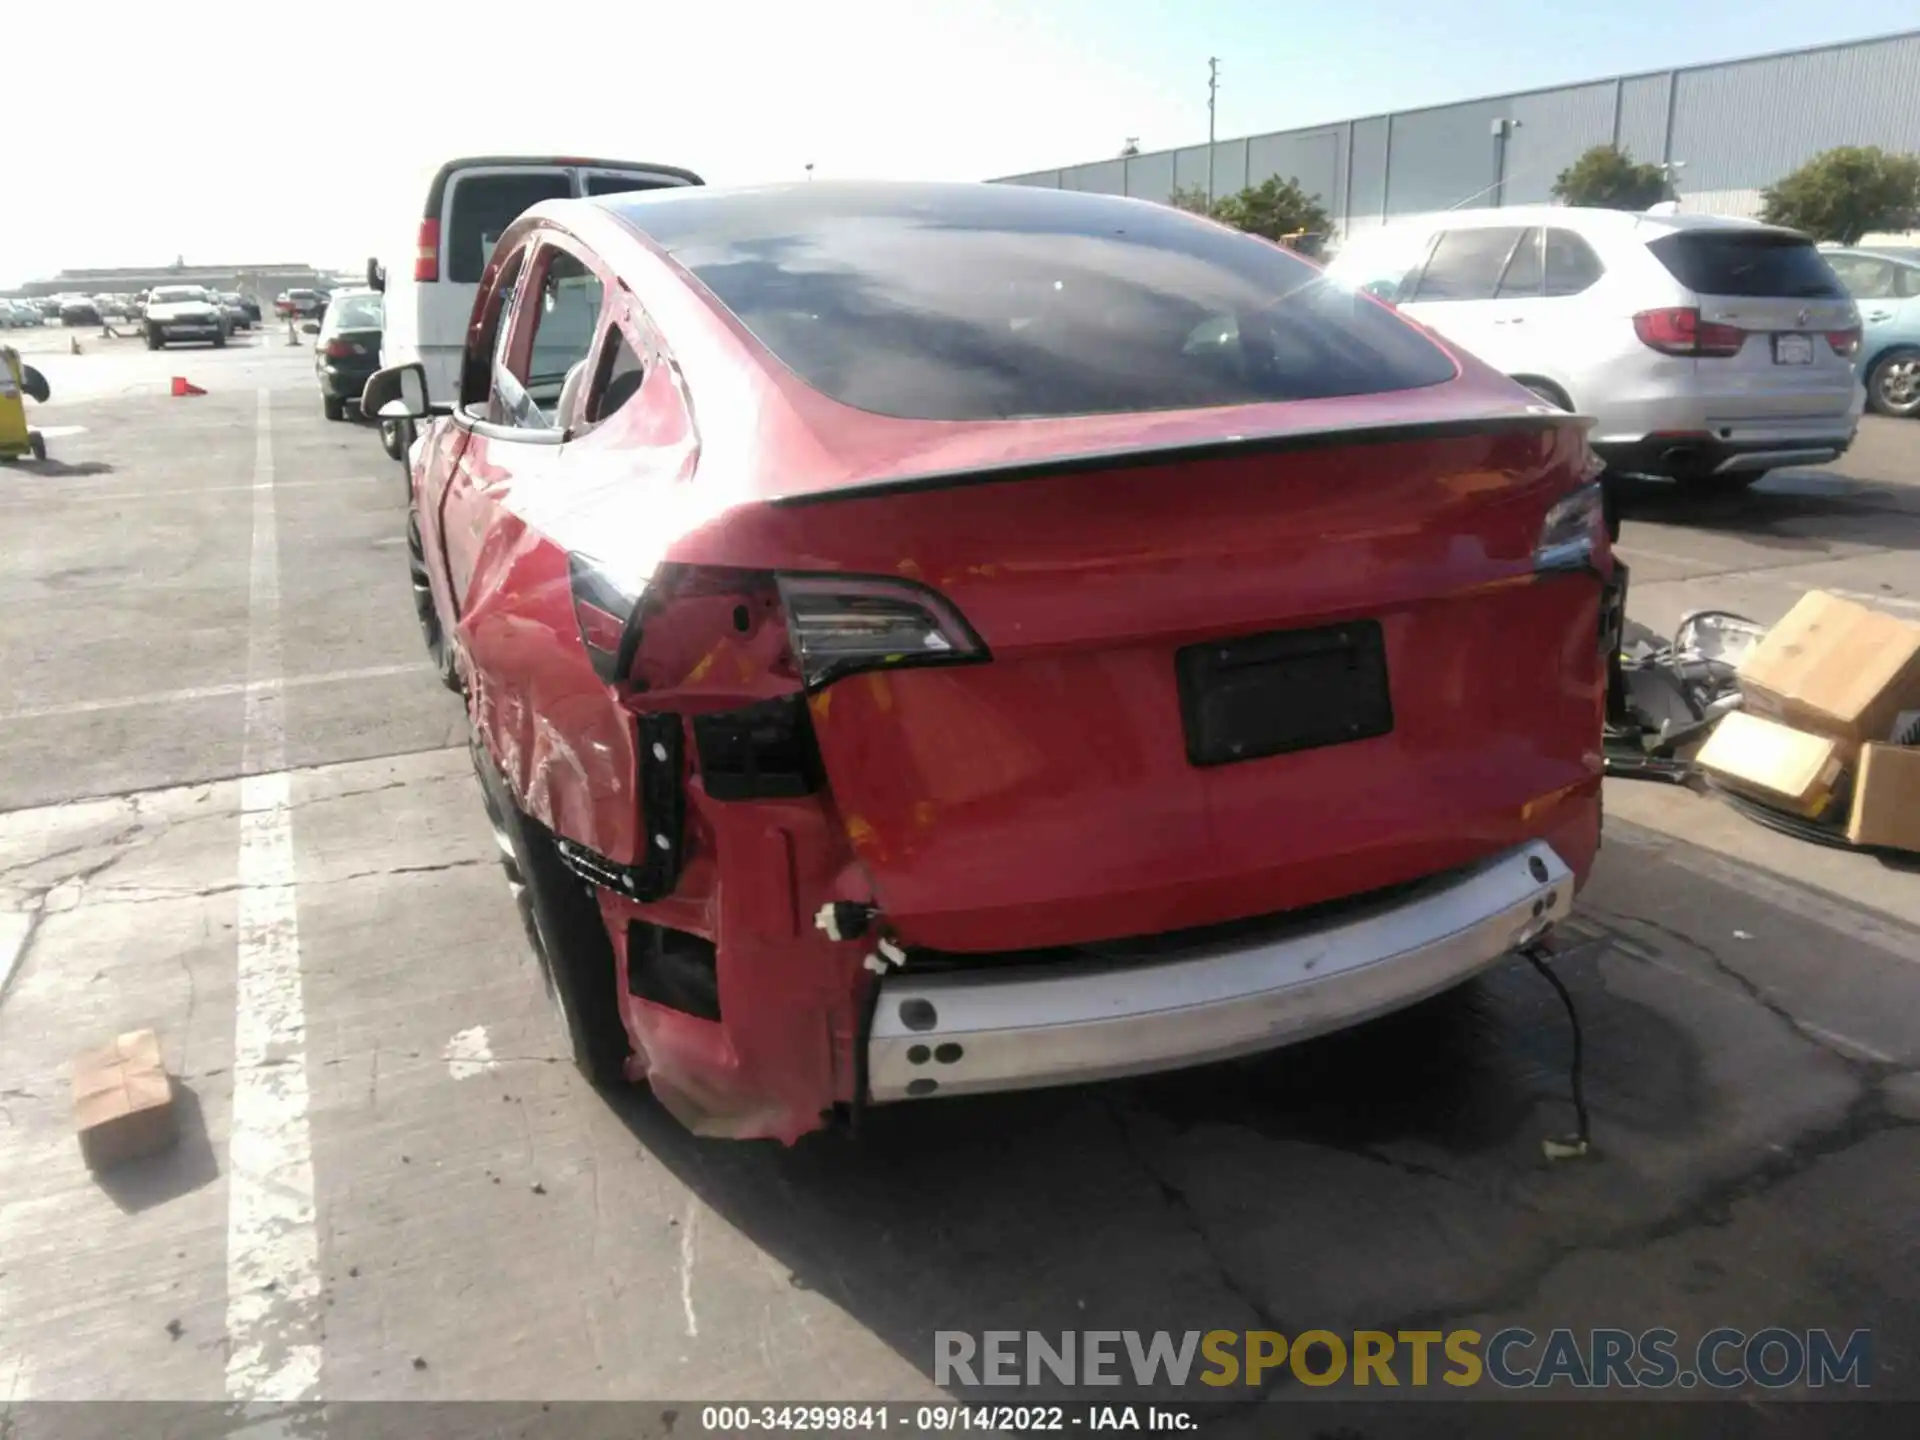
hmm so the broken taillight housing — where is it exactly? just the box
[775,575,988,690]
[1534,482,1607,573]
[568,552,646,683]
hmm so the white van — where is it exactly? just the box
[367,155,703,457]
[1325,206,1862,490]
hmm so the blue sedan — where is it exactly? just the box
[1825,248,1920,418]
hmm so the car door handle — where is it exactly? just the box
[1865,310,1894,322]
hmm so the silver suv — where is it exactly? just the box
[1326,207,1863,490]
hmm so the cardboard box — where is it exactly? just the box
[72,1029,177,1171]
[1847,744,1920,853]
[1737,591,1920,752]
[1696,711,1847,819]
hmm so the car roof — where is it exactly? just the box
[1378,204,1799,240]
[589,177,1261,253]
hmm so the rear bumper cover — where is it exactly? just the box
[867,839,1574,1104]
[321,364,378,398]
[1594,431,1855,479]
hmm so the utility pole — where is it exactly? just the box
[805,162,815,182]
[1206,57,1220,208]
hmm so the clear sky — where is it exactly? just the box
[5,1,1907,285]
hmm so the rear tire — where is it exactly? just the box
[379,418,407,461]
[470,736,632,1087]
[28,432,46,462]
[1866,348,1920,418]
[146,327,162,350]
[213,328,227,349]
[407,505,462,692]
[323,395,346,422]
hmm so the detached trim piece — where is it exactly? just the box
[555,713,686,901]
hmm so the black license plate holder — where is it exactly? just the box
[1176,621,1393,767]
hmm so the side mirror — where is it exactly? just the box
[366,256,385,294]
[362,363,429,420]
[300,320,321,335]
[20,364,50,404]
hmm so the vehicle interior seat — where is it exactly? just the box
[556,359,590,429]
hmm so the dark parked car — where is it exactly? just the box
[215,292,255,331]
[59,296,101,327]
[363,180,1613,1144]
[313,289,383,420]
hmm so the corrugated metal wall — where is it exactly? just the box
[994,28,1920,235]
[1614,74,1672,165]
[1502,82,1619,204]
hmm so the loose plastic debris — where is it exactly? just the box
[1603,609,1764,783]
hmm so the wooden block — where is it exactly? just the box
[73,1028,178,1171]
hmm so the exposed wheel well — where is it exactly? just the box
[1863,343,1920,376]
[1512,376,1574,411]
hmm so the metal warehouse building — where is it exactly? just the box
[994,28,1920,242]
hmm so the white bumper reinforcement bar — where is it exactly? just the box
[868,841,1575,1104]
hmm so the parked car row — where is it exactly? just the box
[0,299,47,327]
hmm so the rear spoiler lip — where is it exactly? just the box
[765,408,1593,509]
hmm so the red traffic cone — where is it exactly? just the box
[171,377,207,397]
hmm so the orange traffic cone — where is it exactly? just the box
[171,377,206,397]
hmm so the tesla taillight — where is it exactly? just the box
[775,575,987,690]
[1533,482,1607,573]
[322,339,354,359]
[1633,307,1744,357]
[567,553,644,683]
[1827,328,1861,357]
[414,218,441,283]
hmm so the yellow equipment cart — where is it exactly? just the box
[1,344,50,462]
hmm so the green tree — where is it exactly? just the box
[1551,145,1669,210]
[1166,183,1216,217]
[1212,175,1331,242]
[1759,146,1920,245]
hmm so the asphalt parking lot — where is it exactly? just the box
[2,327,1918,1424]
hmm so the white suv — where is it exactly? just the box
[1325,206,1863,490]
[365,156,703,460]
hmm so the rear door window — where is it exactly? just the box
[1542,229,1605,296]
[1495,229,1543,297]
[1646,232,1846,298]
[1826,254,1901,300]
[1412,228,1527,302]
[498,245,605,427]
[445,171,573,283]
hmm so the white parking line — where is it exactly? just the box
[225,389,324,1401]
[0,476,384,506]
[0,663,431,724]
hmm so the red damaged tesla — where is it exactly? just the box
[362,180,1615,1144]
